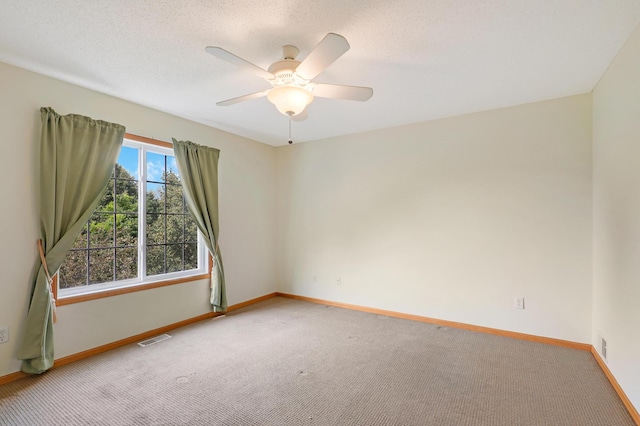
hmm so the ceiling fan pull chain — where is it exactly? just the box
[288,115,293,144]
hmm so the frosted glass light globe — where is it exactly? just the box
[267,85,314,116]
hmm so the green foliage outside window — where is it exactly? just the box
[60,150,199,291]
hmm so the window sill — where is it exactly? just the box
[56,272,210,306]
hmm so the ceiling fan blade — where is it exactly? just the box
[216,90,269,106]
[205,46,273,80]
[291,108,308,121]
[295,33,350,80]
[313,83,373,101]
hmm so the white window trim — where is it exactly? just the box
[58,137,208,299]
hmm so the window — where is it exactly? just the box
[58,135,208,300]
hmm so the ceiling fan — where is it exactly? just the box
[205,33,373,123]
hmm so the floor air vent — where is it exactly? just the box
[137,334,172,347]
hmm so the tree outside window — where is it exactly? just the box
[59,140,205,295]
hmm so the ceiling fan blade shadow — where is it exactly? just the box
[205,46,274,80]
[313,83,373,101]
[216,90,269,106]
[295,33,350,80]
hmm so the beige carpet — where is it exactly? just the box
[0,297,635,425]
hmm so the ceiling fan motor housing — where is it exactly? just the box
[268,45,311,87]
[269,60,301,80]
[267,55,314,117]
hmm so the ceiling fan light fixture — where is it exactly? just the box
[267,85,314,116]
[208,33,372,122]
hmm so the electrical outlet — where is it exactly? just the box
[514,297,525,309]
[0,326,8,344]
[601,338,607,361]
[336,277,342,286]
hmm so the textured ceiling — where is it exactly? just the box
[1,1,639,146]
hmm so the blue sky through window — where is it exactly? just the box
[117,146,180,182]
[117,146,139,179]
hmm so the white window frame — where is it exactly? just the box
[58,137,208,299]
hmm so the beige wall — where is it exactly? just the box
[592,23,640,410]
[276,94,593,343]
[0,62,278,377]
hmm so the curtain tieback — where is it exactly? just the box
[37,239,57,323]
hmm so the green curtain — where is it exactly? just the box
[19,107,125,374]
[172,139,227,312]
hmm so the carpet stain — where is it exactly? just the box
[97,384,117,400]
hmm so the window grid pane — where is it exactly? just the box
[59,249,88,288]
[89,249,115,284]
[59,141,203,293]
